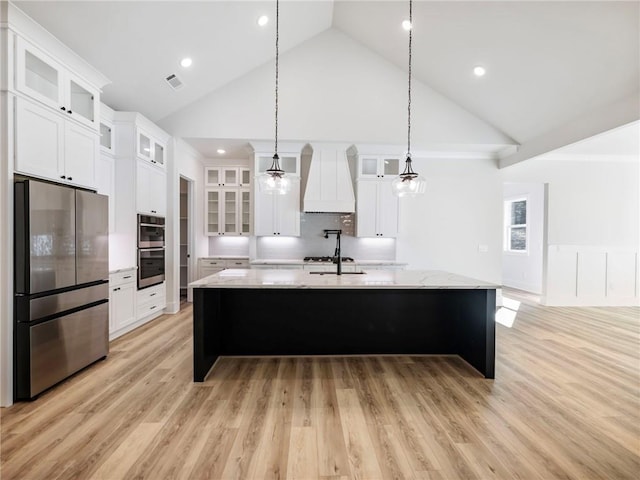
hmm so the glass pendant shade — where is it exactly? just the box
[391,156,426,197]
[258,154,291,195]
[391,171,426,197]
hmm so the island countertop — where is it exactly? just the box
[189,269,499,290]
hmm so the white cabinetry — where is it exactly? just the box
[95,103,116,233]
[356,179,398,237]
[15,97,97,188]
[358,156,400,179]
[254,177,301,236]
[204,167,251,236]
[354,154,400,238]
[109,269,136,340]
[205,167,251,187]
[253,148,302,237]
[15,37,100,129]
[137,283,166,320]
[137,159,166,216]
[197,258,250,279]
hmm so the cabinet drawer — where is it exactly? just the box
[110,269,136,287]
[199,259,226,268]
[226,259,249,268]
[136,296,165,319]
[137,283,165,303]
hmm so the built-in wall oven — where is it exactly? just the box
[137,214,165,289]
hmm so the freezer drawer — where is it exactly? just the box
[15,301,108,400]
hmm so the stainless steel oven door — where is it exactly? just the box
[138,215,165,248]
[138,247,165,289]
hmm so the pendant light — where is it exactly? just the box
[258,0,291,195]
[392,0,426,197]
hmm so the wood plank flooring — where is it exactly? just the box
[1,300,639,479]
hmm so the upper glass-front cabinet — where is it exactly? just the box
[205,167,251,187]
[256,154,300,177]
[136,129,165,167]
[99,121,113,153]
[15,38,99,130]
[359,156,400,178]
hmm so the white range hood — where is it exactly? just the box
[303,145,355,213]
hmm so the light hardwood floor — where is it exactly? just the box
[1,300,639,479]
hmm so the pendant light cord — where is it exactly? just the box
[274,0,279,157]
[407,0,412,162]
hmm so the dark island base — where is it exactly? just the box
[193,288,496,381]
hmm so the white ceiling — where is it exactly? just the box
[14,0,640,157]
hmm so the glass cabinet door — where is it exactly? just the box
[223,168,237,186]
[223,191,237,234]
[68,78,95,124]
[206,168,220,186]
[138,132,152,160]
[382,158,400,177]
[99,122,113,151]
[206,190,219,235]
[361,158,378,177]
[154,142,165,165]
[240,168,251,187]
[16,39,64,110]
[240,191,251,235]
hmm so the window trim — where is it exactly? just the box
[504,196,529,254]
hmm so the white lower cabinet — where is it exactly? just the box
[109,270,165,340]
[197,258,250,279]
[109,269,136,340]
[137,282,166,320]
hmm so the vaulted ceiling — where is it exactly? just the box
[14,1,640,160]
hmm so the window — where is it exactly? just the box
[505,198,527,252]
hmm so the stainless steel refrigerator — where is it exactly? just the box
[14,178,109,400]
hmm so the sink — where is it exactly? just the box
[309,271,366,275]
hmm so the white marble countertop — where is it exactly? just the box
[190,269,499,289]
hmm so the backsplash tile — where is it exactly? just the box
[256,213,396,260]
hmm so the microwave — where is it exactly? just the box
[138,214,165,248]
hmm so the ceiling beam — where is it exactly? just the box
[499,92,640,169]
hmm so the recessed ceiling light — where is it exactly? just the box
[180,57,193,68]
[257,15,269,26]
[473,66,486,77]
[217,149,226,154]
[402,20,412,31]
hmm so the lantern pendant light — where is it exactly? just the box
[258,0,291,195]
[392,0,426,197]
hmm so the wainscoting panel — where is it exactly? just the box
[544,246,639,306]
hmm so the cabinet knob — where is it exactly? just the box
[60,175,66,179]
[123,275,132,279]
[113,287,120,291]
[67,110,72,114]
[60,106,66,111]
[68,177,73,181]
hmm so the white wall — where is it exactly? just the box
[502,156,639,305]
[167,139,206,309]
[158,29,514,149]
[396,157,503,285]
[502,183,545,294]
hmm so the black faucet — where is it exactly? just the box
[323,229,342,275]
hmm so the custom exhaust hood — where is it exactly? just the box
[303,144,355,213]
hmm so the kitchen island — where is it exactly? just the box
[191,269,498,381]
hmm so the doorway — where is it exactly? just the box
[502,182,547,301]
[179,177,192,301]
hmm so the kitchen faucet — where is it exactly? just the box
[323,229,342,275]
